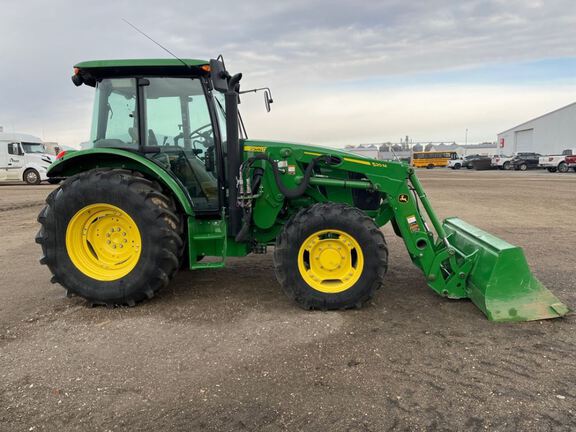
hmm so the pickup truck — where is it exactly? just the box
[491,155,513,170]
[566,154,576,172]
[539,150,575,173]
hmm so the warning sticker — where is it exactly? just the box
[407,215,419,233]
[244,145,267,153]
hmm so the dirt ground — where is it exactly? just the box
[0,170,575,431]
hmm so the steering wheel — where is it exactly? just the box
[173,123,213,149]
[189,123,212,141]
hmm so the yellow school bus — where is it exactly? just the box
[411,151,458,168]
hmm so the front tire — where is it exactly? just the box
[454,163,461,170]
[547,167,557,173]
[274,203,388,310]
[519,163,528,171]
[502,161,510,170]
[36,169,183,306]
[24,169,41,185]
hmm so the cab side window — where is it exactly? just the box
[8,143,21,155]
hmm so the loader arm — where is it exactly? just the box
[243,142,568,322]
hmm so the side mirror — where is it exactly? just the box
[264,90,273,112]
[205,146,215,172]
[210,59,229,93]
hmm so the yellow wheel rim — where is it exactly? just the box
[65,203,142,281]
[297,229,364,293]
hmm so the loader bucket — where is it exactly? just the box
[443,218,569,322]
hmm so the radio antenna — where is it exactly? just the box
[122,18,191,70]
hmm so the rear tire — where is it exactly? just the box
[36,168,183,306]
[519,163,528,171]
[426,164,434,169]
[454,163,461,170]
[558,162,568,173]
[24,169,41,185]
[274,203,388,310]
[502,161,510,170]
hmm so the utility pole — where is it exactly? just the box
[465,128,468,146]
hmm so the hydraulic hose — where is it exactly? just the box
[234,154,332,242]
[245,153,332,199]
[235,168,263,243]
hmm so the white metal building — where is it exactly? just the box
[497,102,576,155]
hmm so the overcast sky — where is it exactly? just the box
[1,0,576,148]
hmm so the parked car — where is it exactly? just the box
[469,156,495,170]
[491,154,514,170]
[566,154,576,172]
[463,154,488,169]
[510,153,542,171]
[447,154,478,169]
[539,149,575,173]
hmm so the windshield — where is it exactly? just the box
[21,142,45,153]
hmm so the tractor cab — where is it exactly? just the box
[73,59,236,214]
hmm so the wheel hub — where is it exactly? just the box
[319,248,342,270]
[298,229,364,293]
[65,203,141,281]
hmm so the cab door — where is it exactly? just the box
[6,142,24,180]
[143,77,221,214]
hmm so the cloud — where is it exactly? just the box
[240,82,576,146]
[1,0,576,146]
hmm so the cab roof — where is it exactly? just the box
[74,59,210,86]
[75,58,209,69]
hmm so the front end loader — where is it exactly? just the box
[37,57,569,322]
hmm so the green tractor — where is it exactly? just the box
[37,57,568,322]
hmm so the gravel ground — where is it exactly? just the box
[0,170,575,431]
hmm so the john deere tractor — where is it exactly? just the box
[37,57,568,321]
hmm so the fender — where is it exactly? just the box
[48,148,194,215]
